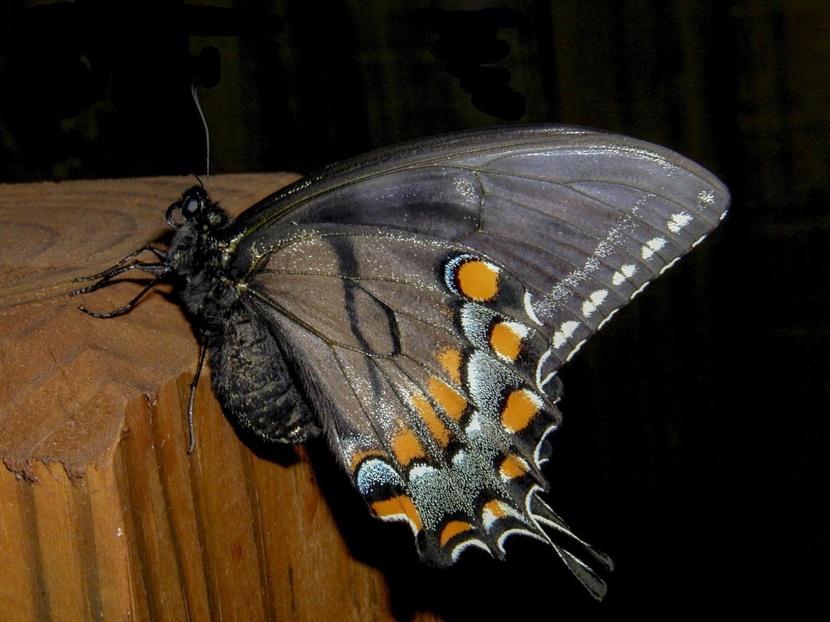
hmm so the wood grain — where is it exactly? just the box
[0,176,442,621]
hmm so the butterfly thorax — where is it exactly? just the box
[166,187,239,332]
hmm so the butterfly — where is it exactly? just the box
[72,125,729,599]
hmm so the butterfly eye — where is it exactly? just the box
[182,196,201,217]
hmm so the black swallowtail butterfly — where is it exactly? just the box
[72,126,729,599]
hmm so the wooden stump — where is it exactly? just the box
[0,176,442,621]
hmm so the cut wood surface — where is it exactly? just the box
[0,175,447,622]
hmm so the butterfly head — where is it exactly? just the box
[166,185,231,230]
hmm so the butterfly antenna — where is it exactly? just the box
[191,79,210,186]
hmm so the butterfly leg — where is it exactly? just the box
[70,246,172,318]
[72,245,168,282]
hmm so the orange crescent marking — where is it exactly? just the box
[349,450,386,472]
[371,496,423,532]
[439,520,474,547]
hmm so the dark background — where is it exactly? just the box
[2,1,827,618]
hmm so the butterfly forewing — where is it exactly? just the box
[231,127,727,365]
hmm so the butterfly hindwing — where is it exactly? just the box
[244,229,594,569]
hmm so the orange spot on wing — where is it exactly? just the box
[501,389,541,433]
[499,454,529,479]
[371,496,423,532]
[437,348,463,385]
[392,429,426,466]
[457,260,499,301]
[428,377,468,422]
[349,450,386,472]
[490,322,523,361]
[439,520,474,546]
[483,499,509,519]
[412,394,451,448]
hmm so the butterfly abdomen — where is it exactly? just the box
[207,302,322,444]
